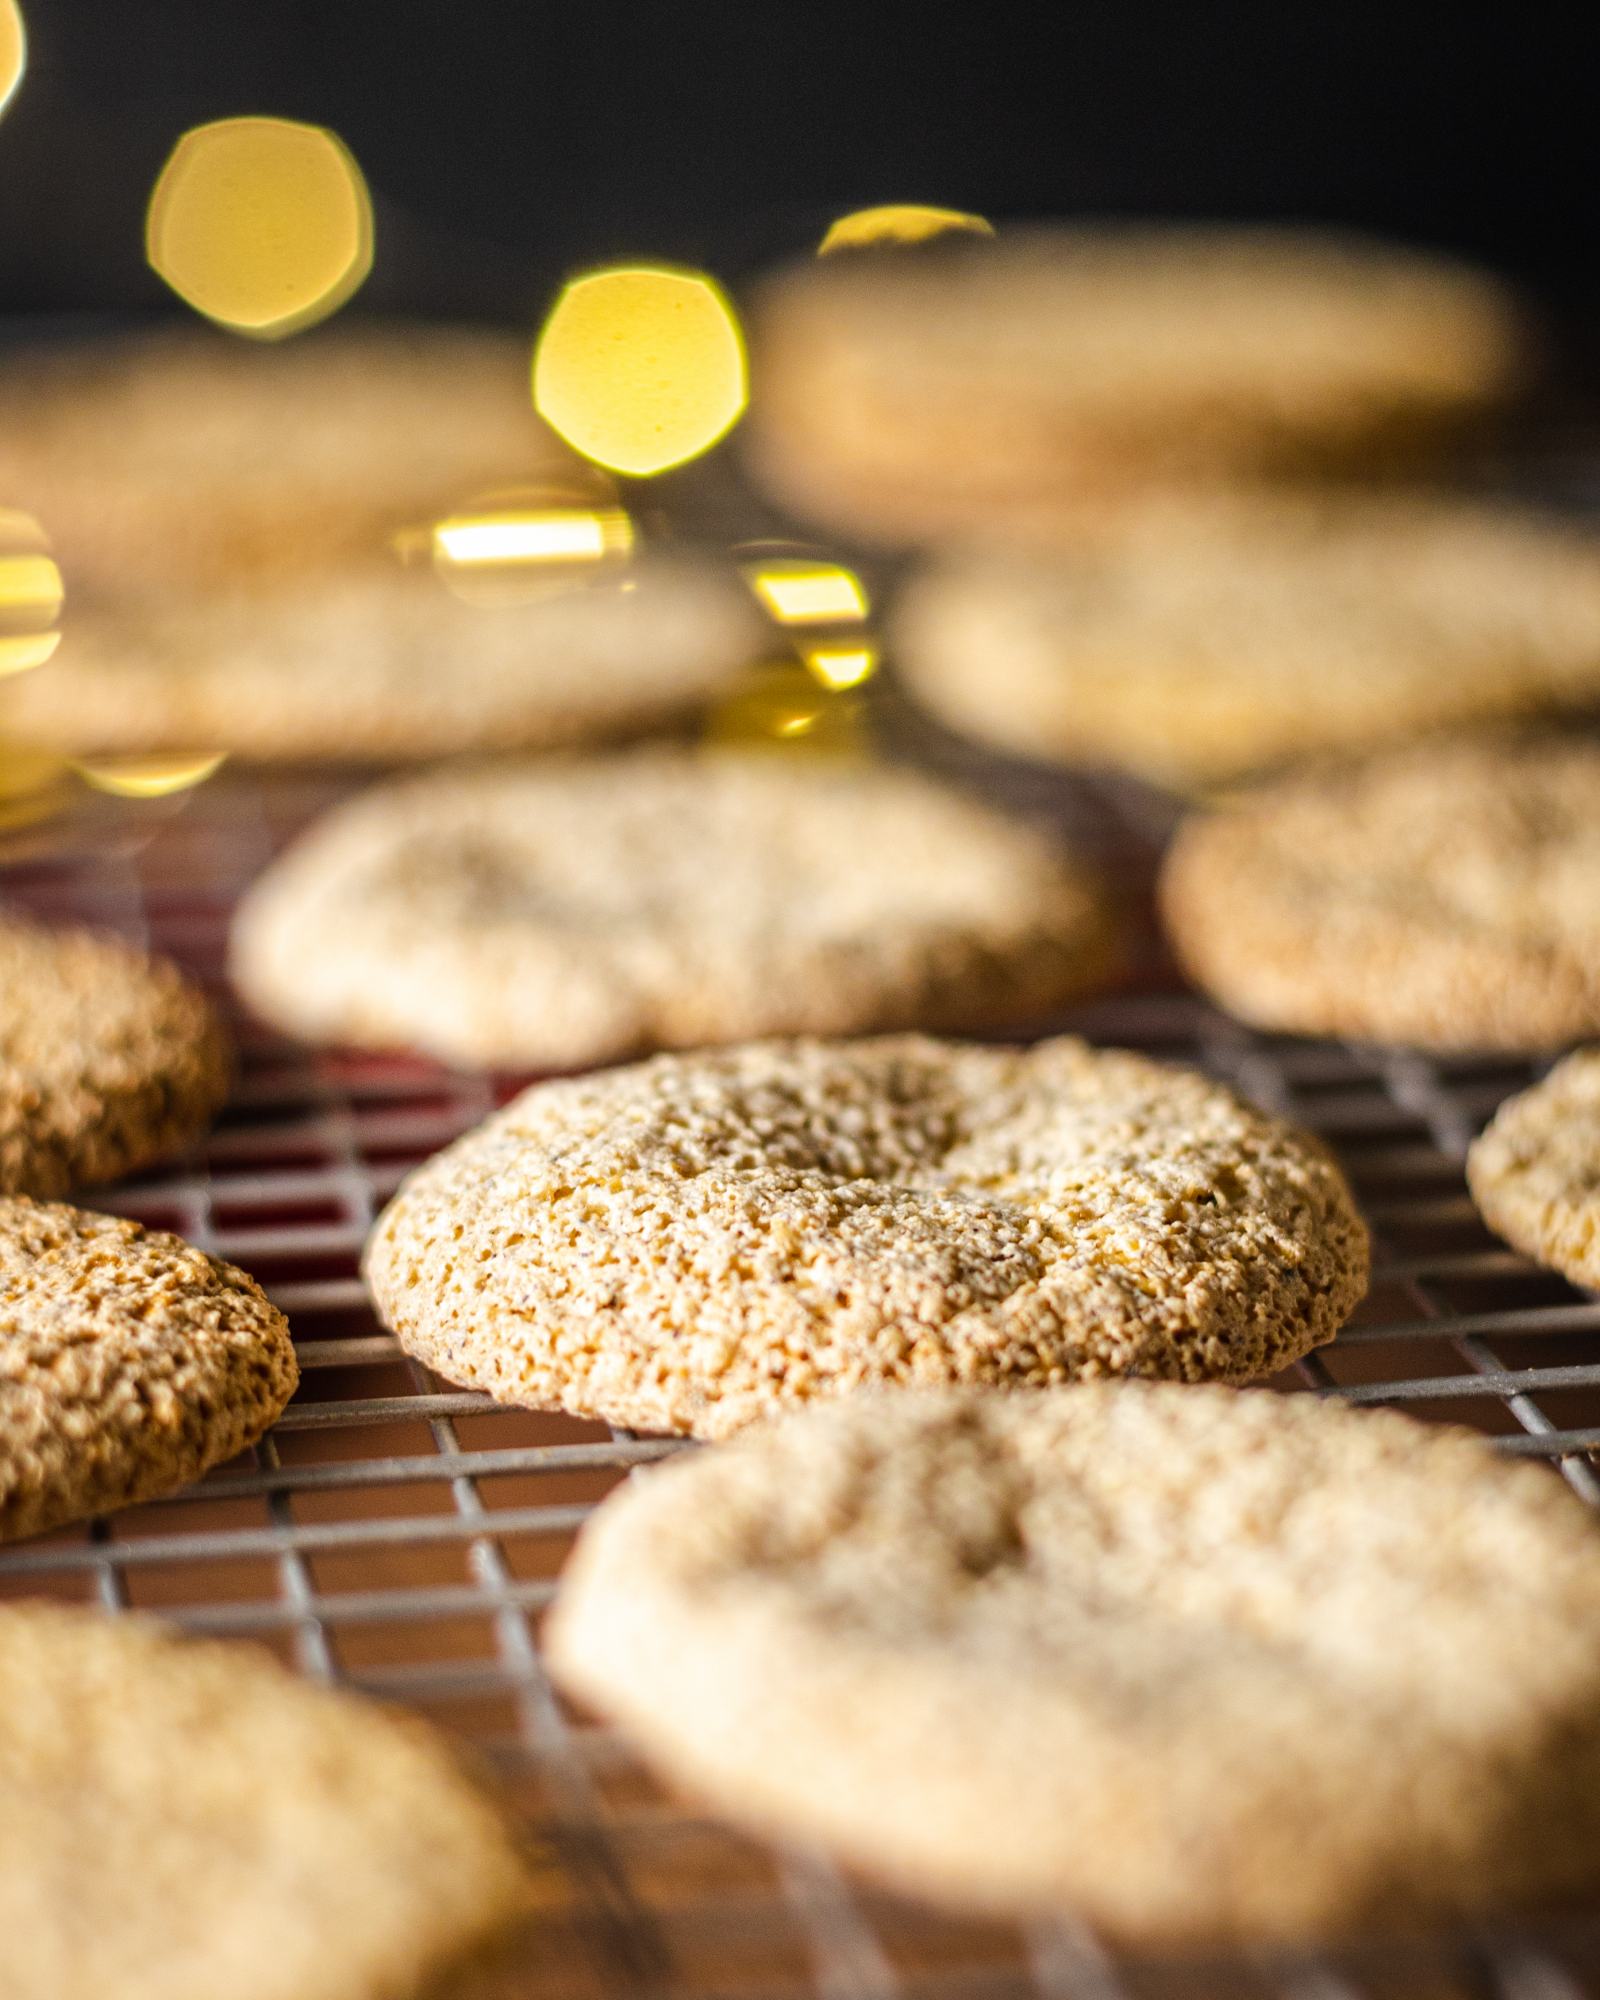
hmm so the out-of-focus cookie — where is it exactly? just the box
[1161,739,1600,1050]
[1468,1049,1600,1287]
[0,1602,530,2000]
[546,1382,1600,1944]
[0,323,583,595]
[363,1036,1368,1438]
[895,497,1600,788]
[3,558,761,762]
[746,225,1531,544]
[0,1197,298,1541]
[0,916,227,1196]
[231,751,1114,1065]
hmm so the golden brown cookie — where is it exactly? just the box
[0,322,582,595]
[1161,738,1600,1050]
[1468,1049,1600,1288]
[547,1382,1600,1945]
[3,557,760,762]
[364,1036,1369,1438]
[895,497,1600,788]
[746,224,1531,544]
[0,915,227,1196]
[231,751,1114,1065]
[0,1197,298,1541]
[0,1602,530,2000]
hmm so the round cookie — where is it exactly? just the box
[894,497,1600,789]
[1161,738,1600,1051]
[363,1035,1369,1438]
[4,558,760,762]
[0,1197,298,1541]
[1468,1049,1600,1288]
[0,322,584,596]
[746,224,1531,544]
[231,752,1114,1066]
[547,1381,1600,1945]
[0,1602,529,2000]
[0,916,228,1196]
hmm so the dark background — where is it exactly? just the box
[5,4,1600,326]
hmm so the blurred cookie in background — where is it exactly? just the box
[230,749,1114,1066]
[1,556,761,762]
[0,1603,530,2000]
[1468,1049,1600,1288]
[1162,737,1600,1050]
[745,224,1532,546]
[893,496,1600,789]
[0,323,584,597]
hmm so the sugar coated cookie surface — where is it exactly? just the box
[0,1603,529,2000]
[1469,1048,1600,1288]
[1162,738,1600,1050]
[547,1382,1600,1943]
[232,752,1113,1065]
[0,915,227,1196]
[364,1035,1368,1437]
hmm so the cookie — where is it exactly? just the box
[231,751,1114,1066]
[746,224,1530,544]
[1161,738,1600,1050]
[0,1197,298,1541]
[0,915,228,1196]
[364,1035,1368,1438]
[0,1602,529,2000]
[547,1381,1600,1944]
[3,557,760,762]
[0,322,583,595]
[1468,1049,1600,1288]
[895,497,1600,788]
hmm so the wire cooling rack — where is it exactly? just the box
[3,747,1600,2000]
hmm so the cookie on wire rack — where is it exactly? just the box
[1161,737,1600,1051]
[231,750,1116,1066]
[0,914,228,1197]
[1468,1048,1600,1289]
[547,1381,1600,1945]
[0,1197,298,1542]
[363,1034,1369,1438]
[0,1602,531,2000]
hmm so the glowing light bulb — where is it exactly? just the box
[0,510,62,678]
[74,752,227,800]
[819,205,994,254]
[743,558,869,626]
[146,116,373,339]
[0,1,26,119]
[533,266,747,477]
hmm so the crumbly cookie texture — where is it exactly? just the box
[231,752,1113,1067]
[1468,1049,1600,1287]
[0,916,228,1197]
[364,1036,1368,1438]
[0,1603,530,2000]
[747,225,1530,543]
[547,1381,1600,1944]
[4,558,760,762]
[0,1197,298,1541]
[895,497,1600,788]
[1161,738,1600,1051]
[0,321,585,594]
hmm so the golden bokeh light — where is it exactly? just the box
[819,205,994,254]
[0,510,63,679]
[744,557,869,626]
[706,660,868,758]
[533,266,747,476]
[0,1,27,120]
[802,641,879,691]
[74,752,228,800]
[409,479,635,607]
[146,116,373,338]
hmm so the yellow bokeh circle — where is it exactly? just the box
[819,205,993,255]
[146,116,373,339]
[533,266,747,477]
[0,0,26,119]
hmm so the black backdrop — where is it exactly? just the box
[5,3,1600,323]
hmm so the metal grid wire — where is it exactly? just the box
[4,755,1600,2000]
